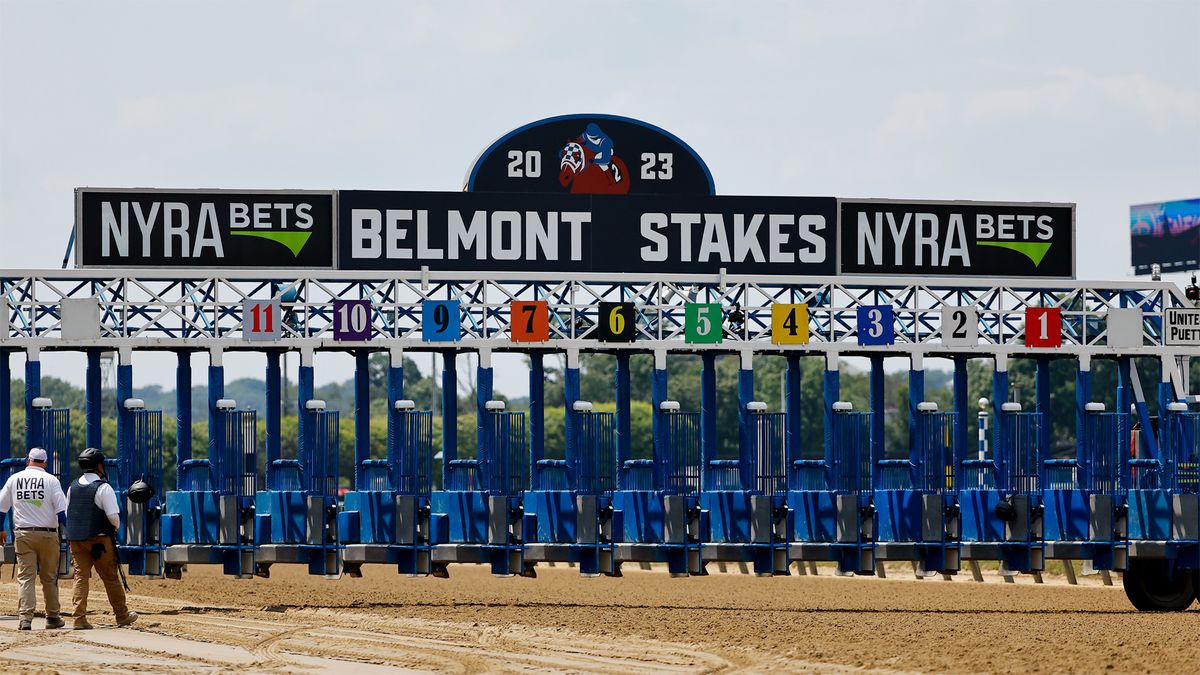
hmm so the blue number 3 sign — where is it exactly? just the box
[856,305,895,346]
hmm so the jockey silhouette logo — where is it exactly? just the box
[558,123,630,195]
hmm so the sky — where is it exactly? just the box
[1,0,1198,395]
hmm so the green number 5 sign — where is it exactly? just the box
[685,303,723,344]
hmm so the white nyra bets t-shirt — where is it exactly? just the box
[0,466,68,529]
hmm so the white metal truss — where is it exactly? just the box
[1,269,1195,360]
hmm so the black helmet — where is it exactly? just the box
[127,479,155,504]
[78,447,106,471]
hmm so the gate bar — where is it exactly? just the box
[176,351,192,468]
[530,352,544,472]
[86,349,102,449]
[208,349,224,466]
[355,349,370,489]
[1036,357,1052,467]
[0,350,9,459]
[386,348,405,490]
[823,353,839,468]
[25,347,39,450]
[909,355,925,475]
[1117,358,1131,460]
[651,351,668,489]
[700,352,717,488]
[786,354,802,468]
[477,349,494,468]
[1076,356,1091,470]
[952,356,969,472]
[870,355,885,470]
[266,350,281,467]
[564,349,580,470]
[298,349,314,463]
[737,352,753,491]
[441,351,457,477]
[992,355,1009,469]
[616,352,631,469]
[116,349,132,467]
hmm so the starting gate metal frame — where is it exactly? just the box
[3,268,1199,593]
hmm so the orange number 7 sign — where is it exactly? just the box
[511,301,549,342]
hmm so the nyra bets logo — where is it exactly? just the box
[558,123,631,195]
[79,190,335,268]
[839,200,1075,278]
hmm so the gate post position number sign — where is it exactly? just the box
[243,299,281,341]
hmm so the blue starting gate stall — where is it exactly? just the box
[706,399,789,576]
[163,400,259,578]
[875,401,960,575]
[1131,401,1200,554]
[1123,401,1200,609]
[341,399,435,576]
[430,397,529,577]
[523,400,618,575]
[114,397,165,577]
[1043,402,1128,570]
[255,398,341,578]
[612,397,701,576]
[789,399,875,574]
[694,351,789,576]
[959,400,1046,574]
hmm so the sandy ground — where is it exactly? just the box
[0,562,1195,674]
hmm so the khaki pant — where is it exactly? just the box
[69,535,130,626]
[14,530,61,621]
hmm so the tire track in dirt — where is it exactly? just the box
[122,590,742,673]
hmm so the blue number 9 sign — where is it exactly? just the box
[856,305,895,346]
[422,300,461,342]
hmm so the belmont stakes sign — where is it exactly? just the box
[75,114,1075,278]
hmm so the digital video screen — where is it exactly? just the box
[1131,198,1200,275]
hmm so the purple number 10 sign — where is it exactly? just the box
[333,299,372,341]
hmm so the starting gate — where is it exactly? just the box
[118,401,164,577]
[960,403,1045,574]
[430,402,528,576]
[342,401,435,576]
[1044,403,1127,569]
[256,401,340,578]
[163,405,258,578]
[789,403,874,574]
[524,402,618,575]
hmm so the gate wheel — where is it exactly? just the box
[1123,559,1197,611]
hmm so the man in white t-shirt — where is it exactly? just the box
[0,447,68,630]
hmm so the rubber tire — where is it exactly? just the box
[1123,559,1197,611]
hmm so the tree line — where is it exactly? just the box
[6,352,1182,488]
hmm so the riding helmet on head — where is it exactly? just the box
[77,447,106,472]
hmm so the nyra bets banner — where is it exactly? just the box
[76,188,335,268]
[839,199,1075,278]
[338,190,837,275]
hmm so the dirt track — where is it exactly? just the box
[0,563,1197,673]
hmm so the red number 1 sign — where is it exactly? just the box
[1025,307,1062,348]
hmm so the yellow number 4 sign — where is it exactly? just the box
[771,304,809,344]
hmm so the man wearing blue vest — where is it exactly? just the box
[0,447,68,630]
[65,448,136,630]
